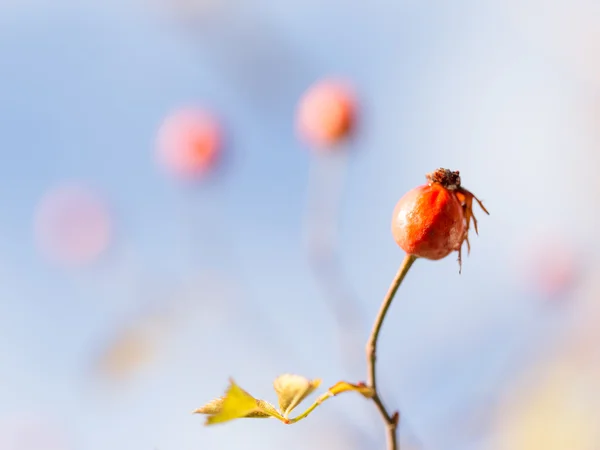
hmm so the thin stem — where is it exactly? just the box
[288,392,332,424]
[366,254,417,450]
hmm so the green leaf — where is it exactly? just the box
[194,379,284,425]
[273,374,322,417]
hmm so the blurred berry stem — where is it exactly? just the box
[366,254,417,450]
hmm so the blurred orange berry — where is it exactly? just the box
[156,108,221,180]
[34,184,112,267]
[95,316,167,381]
[296,78,356,148]
[391,168,489,271]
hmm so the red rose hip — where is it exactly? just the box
[391,168,489,271]
[392,183,465,260]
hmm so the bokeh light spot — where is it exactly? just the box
[296,78,356,149]
[33,183,112,268]
[156,108,222,181]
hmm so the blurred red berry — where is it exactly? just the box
[156,108,221,180]
[0,415,70,450]
[34,183,112,267]
[391,168,489,272]
[296,78,356,148]
[523,238,578,299]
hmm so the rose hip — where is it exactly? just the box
[391,168,489,272]
[295,78,356,149]
[156,108,222,180]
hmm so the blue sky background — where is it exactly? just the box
[1,1,600,449]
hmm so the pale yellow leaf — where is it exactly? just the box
[328,381,374,398]
[273,374,322,417]
[256,400,286,422]
[193,397,224,415]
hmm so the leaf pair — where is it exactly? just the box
[194,374,374,425]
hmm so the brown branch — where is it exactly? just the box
[366,254,417,450]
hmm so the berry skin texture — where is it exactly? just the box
[296,78,356,149]
[391,168,489,272]
[392,183,465,261]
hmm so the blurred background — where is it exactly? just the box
[1,0,600,449]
